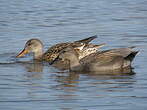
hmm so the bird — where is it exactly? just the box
[51,43,105,70]
[57,46,138,72]
[16,35,103,64]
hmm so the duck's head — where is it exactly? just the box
[58,46,79,61]
[16,39,43,59]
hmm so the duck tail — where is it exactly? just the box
[75,35,97,44]
[124,51,139,62]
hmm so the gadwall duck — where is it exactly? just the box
[16,35,103,63]
[51,43,105,70]
[58,46,138,72]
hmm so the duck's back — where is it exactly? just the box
[80,49,138,71]
[42,42,70,62]
[42,42,86,63]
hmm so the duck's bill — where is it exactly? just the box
[16,49,29,58]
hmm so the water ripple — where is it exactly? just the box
[0,0,147,110]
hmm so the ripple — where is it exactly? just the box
[111,18,128,21]
[21,10,37,13]
[0,99,57,103]
[0,0,147,110]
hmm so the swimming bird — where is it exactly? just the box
[58,46,138,72]
[16,35,100,63]
[51,43,105,70]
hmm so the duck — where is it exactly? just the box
[57,46,139,72]
[51,43,105,70]
[16,35,104,64]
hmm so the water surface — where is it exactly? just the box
[0,0,147,110]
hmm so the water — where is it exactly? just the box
[0,0,147,109]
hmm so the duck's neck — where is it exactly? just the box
[34,48,44,60]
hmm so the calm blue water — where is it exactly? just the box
[0,0,147,110]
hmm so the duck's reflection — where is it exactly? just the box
[49,69,136,110]
[21,61,136,110]
[54,72,80,88]
[51,67,136,90]
[23,61,44,72]
[18,60,45,80]
[20,60,136,89]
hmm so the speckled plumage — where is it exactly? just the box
[41,35,98,63]
[42,42,85,62]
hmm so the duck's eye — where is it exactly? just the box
[27,43,31,46]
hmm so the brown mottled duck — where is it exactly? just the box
[16,35,104,65]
